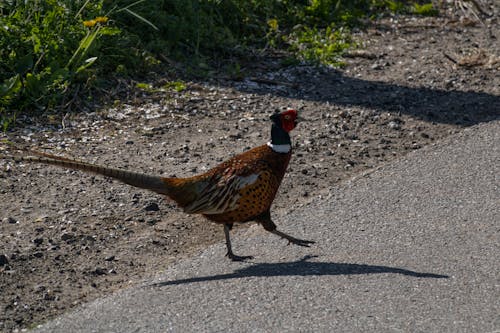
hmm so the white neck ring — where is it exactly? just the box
[267,142,291,153]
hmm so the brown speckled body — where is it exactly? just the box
[161,144,291,223]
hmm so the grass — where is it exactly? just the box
[0,0,439,130]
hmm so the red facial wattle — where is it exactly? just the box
[280,109,298,132]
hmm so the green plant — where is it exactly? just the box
[0,0,158,129]
[412,3,439,16]
[1,0,436,131]
[287,25,354,66]
[163,81,187,92]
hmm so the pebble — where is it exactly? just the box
[147,218,158,225]
[92,267,107,276]
[0,254,8,266]
[33,252,44,258]
[3,217,18,224]
[388,121,401,130]
[61,232,76,243]
[33,238,44,246]
[144,202,160,212]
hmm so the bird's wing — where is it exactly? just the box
[182,171,259,215]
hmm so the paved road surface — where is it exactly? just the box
[35,120,499,333]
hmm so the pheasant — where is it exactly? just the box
[3,109,314,261]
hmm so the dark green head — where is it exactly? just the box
[269,109,298,146]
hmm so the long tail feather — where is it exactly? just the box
[8,151,170,195]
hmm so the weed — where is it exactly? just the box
[412,3,439,16]
[1,0,437,130]
[163,81,187,93]
[0,0,158,129]
[287,25,354,66]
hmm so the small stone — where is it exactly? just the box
[0,254,8,266]
[105,255,116,262]
[61,232,76,243]
[301,169,308,175]
[92,267,107,276]
[33,237,44,246]
[388,121,401,130]
[43,290,56,301]
[33,252,44,258]
[125,140,134,145]
[34,285,46,293]
[338,110,350,118]
[147,218,158,225]
[144,202,160,212]
[3,217,18,224]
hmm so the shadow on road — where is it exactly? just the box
[151,255,448,287]
[230,70,500,126]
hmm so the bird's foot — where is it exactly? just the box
[226,252,253,262]
[272,230,315,247]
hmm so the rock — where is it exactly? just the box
[34,285,46,293]
[104,255,116,262]
[144,202,160,212]
[147,218,158,225]
[33,237,44,246]
[3,217,18,224]
[33,252,44,258]
[61,232,76,243]
[132,193,141,204]
[388,121,401,130]
[43,290,56,301]
[91,267,107,276]
[0,254,8,266]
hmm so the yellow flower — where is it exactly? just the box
[83,20,96,28]
[267,18,279,31]
[95,16,109,23]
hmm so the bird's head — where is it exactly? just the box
[270,109,298,133]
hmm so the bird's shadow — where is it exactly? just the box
[150,255,448,287]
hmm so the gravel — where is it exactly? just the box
[1,8,499,332]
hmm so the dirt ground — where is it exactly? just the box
[1,5,499,332]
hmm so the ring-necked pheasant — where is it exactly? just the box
[3,109,314,261]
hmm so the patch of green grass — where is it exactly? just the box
[135,82,154,92]
[287,25,354,67]
[0,0,159,129]
[163,81,187,93]
[1,0,438,130]
[412,3,439,16]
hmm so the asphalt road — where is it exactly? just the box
[35,120,499,333]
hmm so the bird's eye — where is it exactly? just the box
[284,115,291,120]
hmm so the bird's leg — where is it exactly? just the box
[259,214,315,247]
[224,223,253,261]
